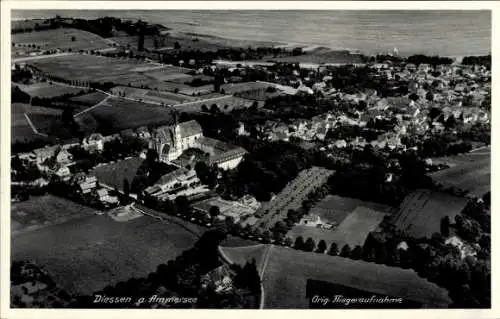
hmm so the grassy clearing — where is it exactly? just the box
[11,103,39,143]
[14,82,85,98]
[92,157,145,191]
[287,206,387,248]
[11,214,200,295]
[11,195,98,233]
[11,103,74,140]
[76,97,175,133]
[430,152,490,198]
[29,54,154,83]
[309,195,393,224]
[391,190,469,239]
[110,86,194,105]
[12,28,111,56]
[170,95,256,113]
[70,91,108,105]
[258,245,451,308]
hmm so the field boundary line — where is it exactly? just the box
[23,112,48,137]
[74,95,110,117]
[258,244,273,309]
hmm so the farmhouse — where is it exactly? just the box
[82,133,105,153]
[192,196,258,222]
[144,167,207,200]
[72,174,98,194]
[150,117,247,170]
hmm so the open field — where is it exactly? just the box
[391,190,469,239]
[14,82,86,98]
[11,213,200,295]
[256,167,335,230]
[108,34,229,52]
[287,206,387,248]
[12,19,51,31]
[220,244,451,308]
[309,195,394,225]
[92,157,145,191]
[429,151,490,198]
[11,195,98,234]
[11,104,40,143]
[70,91,108,105]
[75,97,175,133]
[220,82,270,95]
[12,28,111,56]
[11,103,74,140]
[267,48,365,65]
[110,86,195,105]
[29,54,161,83]
[219,244,269,274]
[170,95,257,113]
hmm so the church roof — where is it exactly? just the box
[154,120,202,145]
[154,125,176,145]
[179,120,203,137]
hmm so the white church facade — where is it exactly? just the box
[149,118,247,170]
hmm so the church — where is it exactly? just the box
[149,116,247,170]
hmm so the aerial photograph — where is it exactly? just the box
[9,9,491,309]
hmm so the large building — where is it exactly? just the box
[150,117,247,170]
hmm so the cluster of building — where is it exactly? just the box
[242,60,490,156]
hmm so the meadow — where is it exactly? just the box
[170,95,255,113]
[11,214,201,295]
[391,190,469,239]
[430,151,490,198]
[109,86,194,106]
[11,103,39,143]
[92,157,145,191]
[12,196,256,295]
[257,245,451,308]
[70,91,108,106]
[29,54,159,83]
[287,206,387,248]
[12,28,111,55]
[309,195,394,225]
[11,103,73,141]
[75,97,175,133]
[11,195,99,234]
[14,82,85,98]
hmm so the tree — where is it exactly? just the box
[426,91,434,101]
[210,104,219,114]
[340,244,352,258]
[440,216,451,237]
[351,245,363,260]
[174,41,181,50]
[316,240,327,254]
[304,237,316,252]
[409,93,419,101]
[201,104,208,112]
[209,205,220,219]
[294,236,305,250]
[328,243,339,256]
[284,237,294,247]
[262,230,272,243]
[123,179,130,196]
[273,221,288,236]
